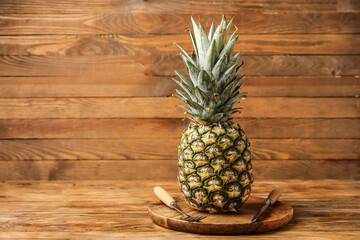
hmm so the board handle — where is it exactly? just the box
[154,186,175,208]
[268,187,283,204]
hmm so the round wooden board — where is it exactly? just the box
[148,195,293,235]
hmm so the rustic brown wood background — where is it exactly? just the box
[0,0,359,180]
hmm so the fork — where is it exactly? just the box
[154,186,206,222]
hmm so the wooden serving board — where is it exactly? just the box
[148,195,293,235]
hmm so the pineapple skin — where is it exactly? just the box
[178,122,253,213]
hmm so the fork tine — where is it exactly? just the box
[187,216,199,222]
[186,217,196,222]
[195,216,206,221]
[181,215,190,220]
[192,216,203,222]
[186,215,206,222]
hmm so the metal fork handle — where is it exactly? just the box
[170,201,191,219]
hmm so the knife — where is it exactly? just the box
[250,187,283,223]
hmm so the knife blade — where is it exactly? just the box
[250,187,283,223]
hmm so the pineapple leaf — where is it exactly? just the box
[227,74,243,90]
[219,36,238,62]
[220,55,230,76]
[185,99,206,115]
[238,77,247,89]
[226,17,234,37]
[232,107,244,112]
[191,51,197,61]
[176,105,198,117]
[180,54,190,76]
[208,21,215,42]
[191,16,200,49]
[174,89,191,101]
[212,53,228,79]
[212,15,228,52]
[182,55,200,85]
[221,81,235,102]
[228,55,242,70]
[209,93,221,108]
[176,105,191,112]
[235,64,243,76]
[230,85,240,97]
[210,113,224,122]
[226,76,246,97]
[174,93,188,103]
[175,43,198,68]
[203,39,218,71]
[219,115,229,123]
[219,63,237,89]
[172,78,196,101]
[175,70,194,88]
[198,21,210,66]
[193,117,210,125]
[195,86,210,105]
[208,73,220,94]
[225,91,246,106]
[218,104,232,113]
[226,110,239,117]
[197,70,211,93]
[228,28,241,51]
[228,26,237,44]
[188,30,199,61]
[229,51,242,65]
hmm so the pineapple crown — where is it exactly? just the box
[173,15,247,125]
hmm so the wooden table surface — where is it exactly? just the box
[0,180,359,239]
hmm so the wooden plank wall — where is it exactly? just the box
[0,0,359,180]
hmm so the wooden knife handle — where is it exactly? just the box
[268,187,283,204]
[154,186,175,208]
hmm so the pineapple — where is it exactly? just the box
[174,15,253,214]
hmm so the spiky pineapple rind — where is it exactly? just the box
[178,122,253,213]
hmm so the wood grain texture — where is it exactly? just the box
[1,231,354,240]
[0,11,359,35]
[0,118,359,139]
[1,0,359,14]
[1,55,359,77]
[0,160,359,180]
[1,34,360,56]
[1,180,359,200]
[0,76,358,98]
[0,76,176,98]
[0,97,358,119]
[0,180,359,238]
[0,139,358,161]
